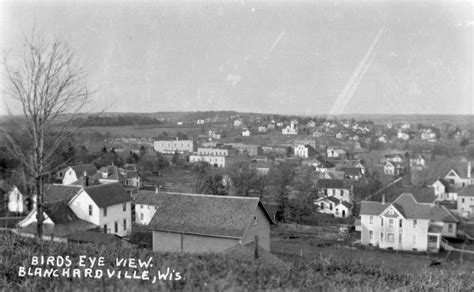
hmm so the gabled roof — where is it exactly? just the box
[44,184,82,203]
[94,166,123,181]
[317,179,349,189]
[327,196,341,204]
[83,183,132,208]
[148,192,274,239]
[339,201,352,209]
[65,164,97,177]
[341,167,362,176]
[361,193,458,223]
[360,201,388,216]
[458,185,474,197]
[44,202,78,224]
[377,184,436,204]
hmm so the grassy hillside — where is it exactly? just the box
[1,233,473,291]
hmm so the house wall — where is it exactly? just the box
[189,155,226,168]
[70,191,131,236]
[135,203,157,225]
[431,221,457,238]
[8,187,25,213]
[432,181,446,197]
[326,188,351,203]
[62,168,78,185]
[241,206,271,251]
[457,196,474,218]
[197,148,228,156]
[153,140,194,153]
[99,202,132,237]
[152,231,239,253]
[70,190,101,225]
[361,214,430,251]
[334,205,351,218]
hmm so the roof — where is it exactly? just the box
[458,185,474,197]
[376,184,436,204]
[83,183,132,208]
[317,160,335,168]
[44,202,78,224]
[360,201,388,216]
[317,179,349,189]
[361,193,458,223]
[44,184,82,203]
[94,166,123,181]
[66,164,97,177]
[148,192,274,238]
[20,220,97,238]
[340,201,352,209]
[68,231,123,244]
[341,167,362,176]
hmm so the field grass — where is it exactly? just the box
[2,232,474,291]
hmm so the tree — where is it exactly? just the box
[2,32,89,240]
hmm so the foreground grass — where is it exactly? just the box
[1,233,473,291]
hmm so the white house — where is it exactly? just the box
[315,196,352,218]
[58,164,97,185]
[7,186,35,214]
[307,121,316,128]
[68,183,133,237]
[326,147,346,159]
[443,161,474,189]
[233,118,243,127]
[431,179,456,202]
[189,154,228,168]
[242,128,251,136]
[282,121,298,135]
[258,126,268,133]
[134,189,161,225]
[384,161,402,176]
[294,144,309,158]
[397,131,410,141]
[457,185,474,218]
[153,138,194,154]
[360,193,458,252]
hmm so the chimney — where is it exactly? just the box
[83,171,89,187]
[382,194,386,205]
[468,161,471,179]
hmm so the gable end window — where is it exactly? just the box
[104,207,107,217]
[413,220,417,228]
[89,205,93,216]
[253,215,258,225]
[123,203,127,212]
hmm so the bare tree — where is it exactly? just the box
[2,31,89,240]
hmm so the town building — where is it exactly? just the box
[457,185,474,218]
[153,138,194,154]
[359,193,458,252]
[57,164,97,185]
[282,121,298,135]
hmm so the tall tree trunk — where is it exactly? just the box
[35,176,44,240]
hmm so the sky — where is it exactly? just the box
[0,0,473,116]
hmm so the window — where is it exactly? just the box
[103,207,107,217]
[448,224,453,233]
[114,221,118,233]
[140,213,144,221]
[369,216,373,224]
[381,218,383,226]
[253,215,258,225]
[89,205,93,216]
[381,232,384,242]
[388,233,394,242]
[141,204,144,209]
[399,219,403,228]
[399,234,402,243]
[122,203,127,211]
[413,220,417,228]
[103,224,107,233]
[369,230,373,240]
[123,219,127,231]
[462,198,465,203]
[389,219,393,228]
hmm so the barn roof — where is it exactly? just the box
[147,192,274,239]
[64,164,97,177]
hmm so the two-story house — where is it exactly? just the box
[457,185,474,218]
[314,179,353,218]
[58,164,97,185]
[360,193,458,252]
